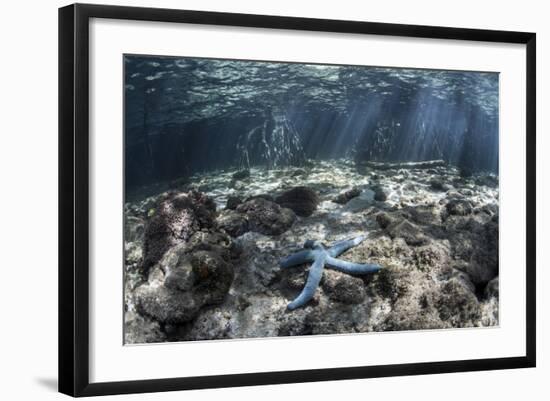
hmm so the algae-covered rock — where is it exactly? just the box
[236,197,296,235]
[435,278,482,326]
[446,215,498,285]
[135,245,234,325]
[218,210,249,237]
[333,187,361,204]
[445,198,473,216]
[371,185,388,201]
[232,169,251,180]
[275,186,320,217]
[141,190,217,272]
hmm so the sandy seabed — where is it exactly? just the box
[123,158,499,344]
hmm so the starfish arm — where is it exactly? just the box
[287,253,326,310]
[325,256,381,274]
[327,235,366,257]
[280,249,316,268]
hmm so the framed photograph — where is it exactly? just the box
[58,3,536,397]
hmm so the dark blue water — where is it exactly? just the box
[124,55,498,192]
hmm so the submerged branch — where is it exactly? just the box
[359,159,446,170]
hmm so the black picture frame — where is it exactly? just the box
[58,3,536,397]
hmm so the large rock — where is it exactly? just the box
[141,191,217,272]
[135,237,235,325]
[371,185,388,202]
[232,169,250,180]
[434,279,482,326]
[275,186,319,217]
[413,241,451,272]
[446,215,498,285]
[445,198,473,216]
[404,205,442,226]
[374,265,481,331]
[333,187,361,204]
[372,264,448,331]
[232,232,282,291]
[235,197,296,235]
[429,178,448,191]
[470,216,499,284]
[218,210,249,237]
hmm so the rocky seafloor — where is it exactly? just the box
[124,158,499,344]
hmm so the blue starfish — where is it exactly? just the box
[280,235,382,310]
